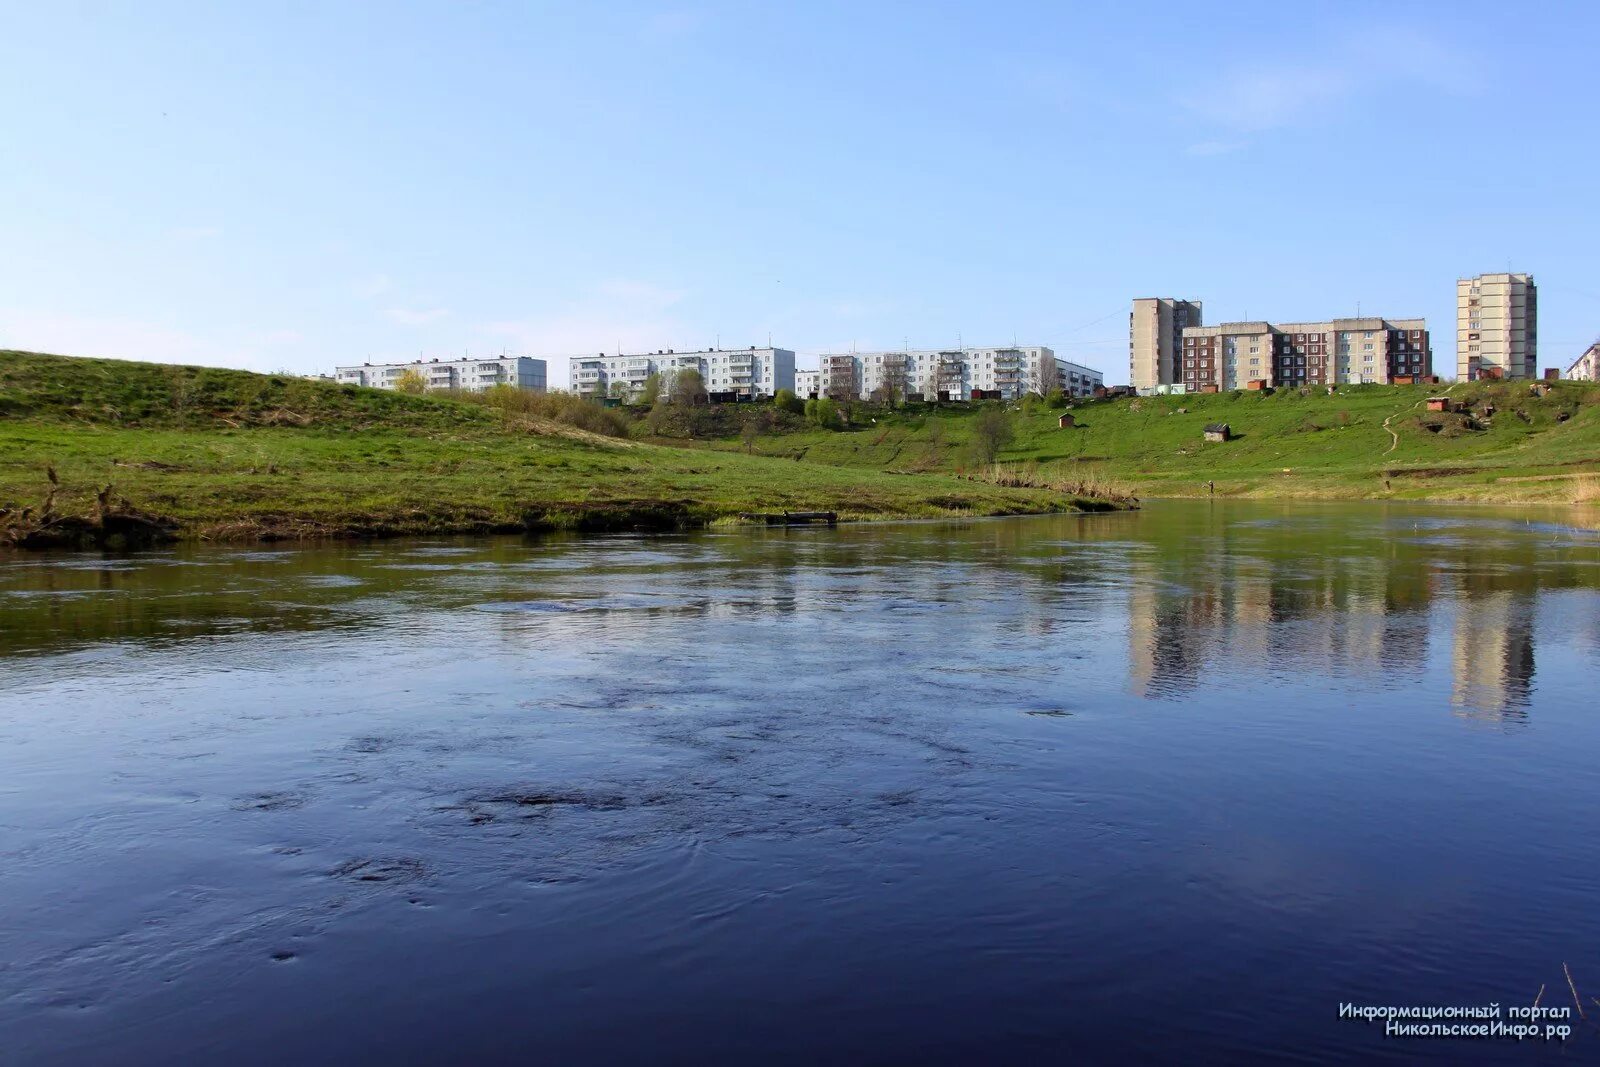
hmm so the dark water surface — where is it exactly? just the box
[3,500,1599,1064]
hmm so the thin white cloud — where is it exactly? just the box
[1178,26,1474,132]
[593,279,686,311]
[0,308,291,372]
[383,306,451,326]
[1186,140,1243,157]
[1179,68,1353,132]
[639,9,704,41]
[353,274,393,299]
[476,277,695,389]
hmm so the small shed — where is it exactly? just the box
[1425,397,1454,413]
[1057,412,1076,429]
[1203,422,1231,443]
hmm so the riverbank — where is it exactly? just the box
[0,352,1113,547]
[696,380,1600,506]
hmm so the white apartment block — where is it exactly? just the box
[1458,273,1537,381]
[802,346,1102,401]
[1178,318,1430,391]
[793,369,819,397]
[569,347,795,400]
[335,355,547,392]
[1130,298,1203,392]
[1567,341,1600,381]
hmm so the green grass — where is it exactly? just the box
[701,382,1600,504]
[0,352,1105,542]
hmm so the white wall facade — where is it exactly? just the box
[810,346,1102,401]
[1458,273,1537,380]
[570,347,795,400]
[1567,343,1600,381]
[336,356,547,392]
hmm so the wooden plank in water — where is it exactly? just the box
[737,511,838,526]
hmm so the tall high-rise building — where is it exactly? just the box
[1130,298,1202,391]
[1457,273,1537,380]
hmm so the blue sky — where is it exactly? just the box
[3,1,1597,387]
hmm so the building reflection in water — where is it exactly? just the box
[1450,592,1535,723]
[1118,506,1596,721]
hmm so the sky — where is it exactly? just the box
[3,1,1598,388]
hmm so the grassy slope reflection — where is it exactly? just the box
[3,503,1596,725]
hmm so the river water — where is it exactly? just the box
[2,500,1599,1064]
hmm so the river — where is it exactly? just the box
[2,500,1598,1064]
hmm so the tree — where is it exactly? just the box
[607,380,631,401]
[640,372,663,407]
[970,406,1014,464]
[669,368,708,407]
[1037,355,1062,397]
[773,388,804,415]
[394,368,427,395]
[810,397,843,430]
[740,418,760,454]
[165,366,200,422]
[871,361,909,407]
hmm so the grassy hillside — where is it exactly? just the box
[702,382,1600,504]
[0,352,1107,545]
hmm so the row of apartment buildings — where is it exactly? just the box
[567,345,1102,402]
[1129,273,1540,393]
[570,347,796,400]
[335,355,548,392]
[333,344,1103,402]
[1131,299,1432,392]
[794,347,1103,402]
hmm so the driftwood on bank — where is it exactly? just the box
[1,467,177,550]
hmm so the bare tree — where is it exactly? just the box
[970,406,1015,464]
[871,360,910,407]
[669,368,708,407]
[1037,354,1062,397]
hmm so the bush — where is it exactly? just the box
[969,405,1014,464]
[460,385,630,437]
[773,388,804,415]
[810,397,843,430]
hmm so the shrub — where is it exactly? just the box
[810,397,843,430]
[460,384,630,437]
[773,388,804,415]
[969,406,1014,464]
